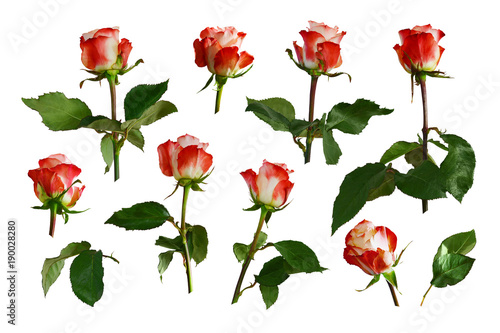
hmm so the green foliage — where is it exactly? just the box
[105,201,171,230]
[394,161,447,200]
[326,99,393,134]
[41,241,91,296]
[158,251,175,283]
[233,232,268,263]
[124,80,169,121]
[188,225,208,265]
[22,92,92,131]
[273,241,326,273]
[332,163,388,234]
[380,141,421,164]
[245,97,295,132]
[255,256,290,287]
[70,250,104,306]
[439,134,475,202]
[260,285,279,309]
[431,253,475,288]
[100,135,114,174]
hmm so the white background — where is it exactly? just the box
[1,0,498,332]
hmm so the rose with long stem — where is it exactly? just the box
[80,27,142,181]
[232,160,293,304]
[158,134,213,293]
[394,24,449,213]
[289,21,347,163]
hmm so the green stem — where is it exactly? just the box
[387,280,400,307]
[421,284,433,306]
[420,77,428,213]
[180,184,193,293]
[305,75,319,164]
[107,75,120,181]
[49,201,58,237]
[215,83,224,114]
[231,207,268,304]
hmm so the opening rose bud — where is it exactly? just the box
[343,219,397,276]
[194,26,254,78]
[393,24,445,75]
[292,20,345,75]
[241,160,294,209]
[158,134,213,184]
[28,154,85,237]
[80,27,132,73]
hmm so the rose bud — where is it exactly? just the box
[158,134,213,184]
[194,26,254,78]
[241,160,294,209]
[293,20,346,74]
[28,154,85,237]
[393,24,445,75]
[80,27,132,73]
[343,220,397,276]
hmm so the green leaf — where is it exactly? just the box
[332,163,388,234]
[104,201,170,230]
[155,235,183,251]
[429,139,448,151]
[158,251,175,282]
[320,115,342,165]
[188,225,208,265]
[79,116,122,133]
[233,232,268,262]
[127,128,145,151]
[273,241,325,273]
[356,274,380,292]
[22,92,92,131]
[431,253,475,288]
[434,230,476,261]
[367,168,395,201]
[380,141,421,164]
[246,97,294,132]
[100,135,114,174]
[383,270,398,290]
[41,241,91,296]
[440,134,476,202]
[122,100,178,131]
[255,256,290,287]
[70,250,104,306]
[394,160,447,200]
[260,285,279,309]
[326,99,393,134]
[289,119,312,137]
[404,146,425,168]
[124,80,169,121]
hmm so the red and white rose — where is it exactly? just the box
[293,21,346,74]
[344,220,397,276]
[194,26,254,77]
[241,160,294,208]
[28,154,85,209]
[158,134,213,182]
[393,24,445,74]
[80,27,132,72]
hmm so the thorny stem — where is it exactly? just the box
[181,184,193,293]
[49,201,58,237]
[304,75,319,164]
[107,75,120,181]
[420,77,429,213]
[387,281,400,307]
[231,207,268,304]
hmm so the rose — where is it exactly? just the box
[241,160,294,208]
[80,27,132,72]
[193,26,254,77]
[393,24,445,74]
[292,20,346,74]
[28,154,85,209]
[343,220,397,275]
[158,134,213,182]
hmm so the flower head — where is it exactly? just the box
[393,24,445,76]
[292,21,346,75]
[241,160,294,209]
[158,134,213,184]
[344,220,397,275]
[28,154,85,209]
[193,26,254,78]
